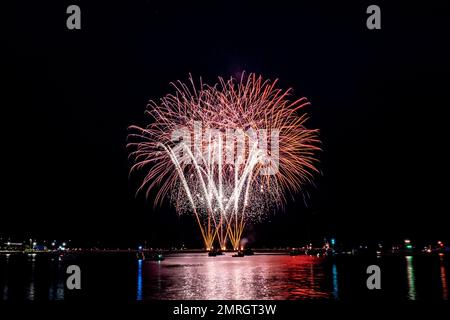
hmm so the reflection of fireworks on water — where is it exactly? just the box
[128,73,320,250]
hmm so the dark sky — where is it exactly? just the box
[4,1,450,247]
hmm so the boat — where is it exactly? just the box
[232,251,245,257]
[208,248,225,256]
[140,252,165,261]
[149,252,165,261]
[243,248,254,256]
[208,251,217,257]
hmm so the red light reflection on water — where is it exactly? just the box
[142,254,332,300]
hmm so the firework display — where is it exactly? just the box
[128,73,320,250]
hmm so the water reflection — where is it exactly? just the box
[332,263,339,300]
[27,256,36,300]
[0,254,66,301]
[136,259,143,301]
[405,256,416,300]
[142,254,330,300]
[48,259,65,300]
[1,253,449,301]
[2,255,9,300]
[439,254,448,300]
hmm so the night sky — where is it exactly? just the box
[5,1,450,248]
